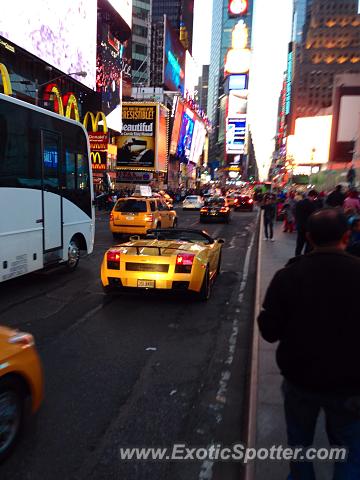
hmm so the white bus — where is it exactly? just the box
[0,93,95,282]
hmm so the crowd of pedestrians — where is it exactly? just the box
[258,184,360,479]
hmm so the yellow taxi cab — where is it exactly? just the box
[0,326,43,461]
[110,197,177,238]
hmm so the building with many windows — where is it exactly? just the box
[132,0,152,86]
[288,0,360,130]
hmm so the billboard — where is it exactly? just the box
[107,0,132,29]
[229,74,247,91]
[177,109,195,161]
[226,116,247,154]
[291,116,332,165]
[228,90,248,117]
[117,104,156,169]
[228,0,248,16]
[0,0,97,89]
[189,120,207,165]
[164,18,186,94]
[184,51,198,98]
[170,100,184,155]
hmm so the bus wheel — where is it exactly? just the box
[66,239,80,272]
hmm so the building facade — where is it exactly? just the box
[132,0,152,86]
[289,0,360,130]
[197,64,209,113]
[152,0,194,52]
[207,0,254,174]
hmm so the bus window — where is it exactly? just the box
[42,131,60,191]
[77,153,89,190]
[64,152,76,190]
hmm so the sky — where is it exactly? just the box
[192,0,294,180]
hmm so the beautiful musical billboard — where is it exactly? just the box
[0,0,97,89]
[117,104,156,169]
[177,109,195,161]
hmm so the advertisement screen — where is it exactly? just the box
[229,74,247,91]
[0,0,97,90]
[177,109,195,161]
[228,90,248,117]
[107,0,132,29]
[164,18,186,94]
[157,106,169,172]
[117,104,157,169]
[189,120,206,165]
[226,116,247,154]
[170,101,184,155]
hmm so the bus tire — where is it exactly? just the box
[66,238,80,272]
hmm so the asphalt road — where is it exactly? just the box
[0,207,258,480]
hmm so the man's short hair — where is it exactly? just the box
[308,189,318,198]
[308,209,349,247]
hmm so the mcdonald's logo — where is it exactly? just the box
[0,63,12,96]
[90,151,106,170]
[63,92,80,122]
[43,83,64,116]
[83,111,108,133]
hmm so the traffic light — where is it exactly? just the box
[228,0,248,16]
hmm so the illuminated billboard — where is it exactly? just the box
[177,109,195,160]
[170,101,185,155]
[228,0,248,16]
[226,116,247,154]
[291,116,332,165]
[164,18,186,94]
[285,43,293,115]
[228,90,248,117]
[229,74,247,91]
[189,120,207,165]
[184,51,198,98]
[0,0,97,89]
[107,0,132,29]
[117,104,157,169]
[117,103,169,172]
[224,20,251,76]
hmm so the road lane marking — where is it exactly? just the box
[198,211,259,480]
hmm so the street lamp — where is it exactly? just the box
[35,71,87,106]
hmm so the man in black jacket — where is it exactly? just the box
[295,190,319,256]
[258,209,360,479]
[326,185,345,208]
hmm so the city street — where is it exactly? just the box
[0,208,258,480]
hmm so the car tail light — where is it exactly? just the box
[107,249,121,269]
[176,254,195,266]
[200,208,208,213]
[9,332,34,348]
[145,213,154,222]
[110,212,114,222]
[249,199,254,204]
[220,207,229,212]
[234,199,239,203]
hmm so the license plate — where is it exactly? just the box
[126,216,134,221]
[137,280,155,288]
[211,210,217,214]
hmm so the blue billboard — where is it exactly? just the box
[164,18,186,95]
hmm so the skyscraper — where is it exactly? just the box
[288,0,360,130]
[152,0,194,52]
[207,0,254,166]
[132,0,152,86]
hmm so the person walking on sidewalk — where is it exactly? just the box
[261,195,276,241]
[294,189,319,255]
[258,209,360,480]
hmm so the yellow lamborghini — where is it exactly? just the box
[101,229,224,300]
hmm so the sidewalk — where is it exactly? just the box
[255,221,331,480]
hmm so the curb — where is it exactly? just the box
[243,210,263,480]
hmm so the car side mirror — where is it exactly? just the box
[217,238,225,244]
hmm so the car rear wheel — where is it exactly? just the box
[65,238,80,271]
[0,378,25,462]
[198,266,211,301]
